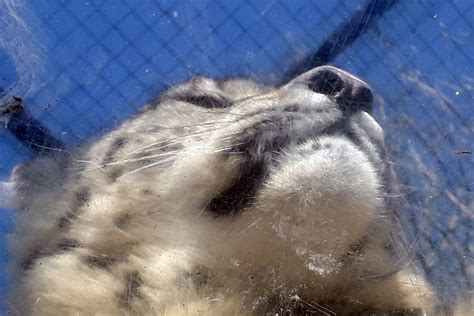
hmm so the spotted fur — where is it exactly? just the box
[8,66,435,315]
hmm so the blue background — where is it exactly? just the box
[0,0,472,311]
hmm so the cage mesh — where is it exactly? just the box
[0,0,472,309]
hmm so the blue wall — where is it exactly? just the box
[1,0,472,310]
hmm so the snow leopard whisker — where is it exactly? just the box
[358,269,401,280]
[157,119,243,130]
[99,152,179,167]
[115,160,173,179]
[22,141,70,153]
[124,127,237,156]
[122,132,208,157]
[72,138,240,176]
[299,298,336,316]
[72,159,106,172]
[116,145,241,179]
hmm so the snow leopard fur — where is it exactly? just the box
[8,66,435,315]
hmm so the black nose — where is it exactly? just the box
[308,66,373,111]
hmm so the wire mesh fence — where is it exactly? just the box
[1,0,472,311]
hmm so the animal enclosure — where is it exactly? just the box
[0,0,472,313]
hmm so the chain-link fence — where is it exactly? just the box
[1,0,472,312]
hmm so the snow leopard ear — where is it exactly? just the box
[294,66,374,112]
[163,77,232,109]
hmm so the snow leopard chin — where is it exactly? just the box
[8,66,435,315]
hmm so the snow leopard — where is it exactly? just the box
[7,66,435,315]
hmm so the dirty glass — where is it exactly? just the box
[0,0,471,314]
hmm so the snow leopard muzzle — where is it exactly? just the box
[207,66,376,216]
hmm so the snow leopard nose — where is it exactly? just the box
[308,66,373,111]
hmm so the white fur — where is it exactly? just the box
[8,73,436,315]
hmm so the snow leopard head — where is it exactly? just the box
[10,66,433,314]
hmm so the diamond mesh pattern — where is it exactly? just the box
[0,0,471,309]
